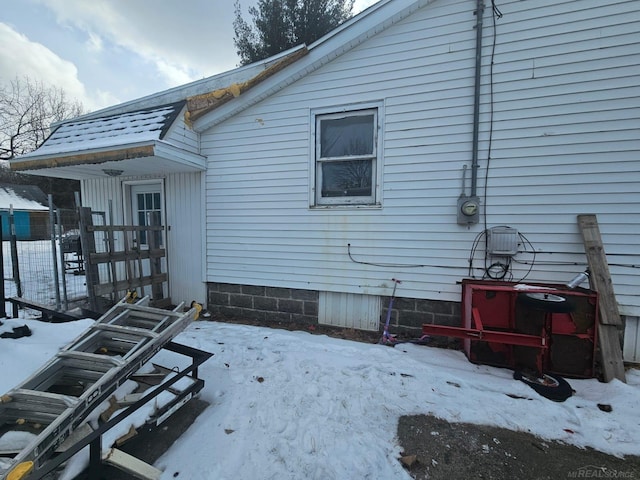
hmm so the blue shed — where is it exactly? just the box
[0,184,50,241]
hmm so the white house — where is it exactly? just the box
[10,0,640,360]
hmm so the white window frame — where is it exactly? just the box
[310,103,383,207]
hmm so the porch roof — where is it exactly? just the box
[10,101,206,180]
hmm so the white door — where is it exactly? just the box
[129,183,166,299]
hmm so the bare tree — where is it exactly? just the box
[0,76,84,161]
[0,77,84,208]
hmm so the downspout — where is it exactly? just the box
[470,0,485,199]
[457,0,484,225]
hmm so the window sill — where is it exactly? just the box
[309,203,382,211]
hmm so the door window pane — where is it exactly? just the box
[135,191,162,246]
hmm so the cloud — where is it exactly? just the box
[86,31,104,53]
[0,22,100,107]
[34,0,379,91]
[354,0,379,12]
[35,0,241,89]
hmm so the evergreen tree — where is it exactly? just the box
[234,0,354,65]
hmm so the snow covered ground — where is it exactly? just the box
[1,316,639,480]
[2,239,87,311]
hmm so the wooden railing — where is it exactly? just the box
[78,207,169,312]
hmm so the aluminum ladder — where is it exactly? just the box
[0,296,199,480]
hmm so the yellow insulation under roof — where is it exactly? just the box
[185,46,308,126]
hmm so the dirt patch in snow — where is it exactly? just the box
[397,414,640,480]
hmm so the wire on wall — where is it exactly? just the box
[347,243,485,273]
[483,1,503,230]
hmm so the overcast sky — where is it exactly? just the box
[0,0,378,113]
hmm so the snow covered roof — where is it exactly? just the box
[21,102,184,158]
[0,183,49,211]
[9,100,206,180]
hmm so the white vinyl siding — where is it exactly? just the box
[318,292,381,331]
[624,316,640,364]
[81,171,205,306]
[201,0,640,316]
[163,106,199,153]
[164,172,206,305]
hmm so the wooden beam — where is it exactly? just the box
[597,324,626,383]
[89,248,166,264]
[577,214,625,383]
[10,145,155,171]
[79,207,100,312]
[93,274,168,296]
[102,448,162,480]
[578,214,622,326]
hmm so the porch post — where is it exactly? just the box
[0,218,6,318]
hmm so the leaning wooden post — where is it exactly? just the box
[78,207,99,312]
[577,214,626,383]
[48,194,62,311]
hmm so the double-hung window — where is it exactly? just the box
[313,107,380,206]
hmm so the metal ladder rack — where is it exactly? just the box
[0,296,199,480]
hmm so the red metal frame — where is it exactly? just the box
[422,308,548,348]
[422,279,599,378]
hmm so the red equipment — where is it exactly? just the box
[422,279,598,378]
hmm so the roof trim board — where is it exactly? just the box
[153,141,206,171]
[10,140,205,174]
[11,144,156,171]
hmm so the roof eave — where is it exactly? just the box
[10,141,157,172]
[9,140,206,175]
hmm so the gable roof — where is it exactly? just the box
[0,183,49,211]
[9,0,431,178]
[9,46,310,179]
[24,102,184,158]
[10,100,207,179]
[56,0,423,128]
